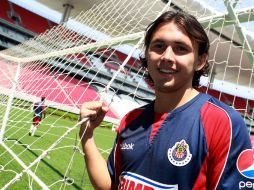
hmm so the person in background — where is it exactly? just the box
[29,97,46,136]
[79,10,252,189]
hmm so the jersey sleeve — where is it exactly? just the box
[33,103,37,111]
[199,102,252,189]
[107,128,122,187]
[107,107,144,187]
[107,137,117,181]
[106,113,127,186]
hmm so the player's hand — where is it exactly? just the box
[79,101,108,139]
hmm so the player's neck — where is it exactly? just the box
[154,88,199,113]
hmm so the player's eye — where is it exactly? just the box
[174,45,188,53]
[150,42,165,53]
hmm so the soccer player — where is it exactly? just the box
[29,97,46,136]
[79,11,252,189]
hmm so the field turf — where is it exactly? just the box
[0,106,116,189]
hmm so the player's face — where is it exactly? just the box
[146,21,205,93]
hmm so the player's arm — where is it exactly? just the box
[200,106,252,189]
[79,101,112,190]
[212,117,252,189]
[33,103,36,111]
[43,105,46,118]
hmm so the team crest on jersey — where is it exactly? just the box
[167,140,192,166]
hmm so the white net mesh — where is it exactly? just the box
[0,0,253,189]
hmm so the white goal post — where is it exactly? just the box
[0,0,253,189]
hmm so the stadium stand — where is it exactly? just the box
[0,62,119,120]
[0,59,15,88]
[0,0,58,50]
[0,0,56,34]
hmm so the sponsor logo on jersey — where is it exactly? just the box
[167,140,192,167]
[237,149,254,179]
[120,142,134,150]
[119,171,178,190]
[239,181,254,189]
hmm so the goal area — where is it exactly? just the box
[0,0,253,189]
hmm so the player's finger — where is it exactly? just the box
[90,105,108,121]
[83,101,103,111]
[80,101,103,118]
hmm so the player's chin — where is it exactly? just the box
[154,81,176,92]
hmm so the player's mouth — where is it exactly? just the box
[158,68,177,74]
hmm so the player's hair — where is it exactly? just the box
[140,10,210,88]
[41,97,46,101]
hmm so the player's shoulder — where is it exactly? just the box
[126,103,149,117]
[201,93,244,125]
[117,103,151,133]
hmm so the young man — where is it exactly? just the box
[79,11,252,189]
[29,97,46,136]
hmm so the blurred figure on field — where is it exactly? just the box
[29,97,46,136]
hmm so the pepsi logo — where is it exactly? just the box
[237,149,254,179]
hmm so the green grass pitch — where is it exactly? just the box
[0,106,116,189]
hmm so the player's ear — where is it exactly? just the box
[195,53,208,71]
[142,49,149,68]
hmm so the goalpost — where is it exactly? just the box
[0,0,253,189]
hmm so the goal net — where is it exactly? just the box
[0,0,253,189]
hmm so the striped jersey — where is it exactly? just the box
[107,93,253,190]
